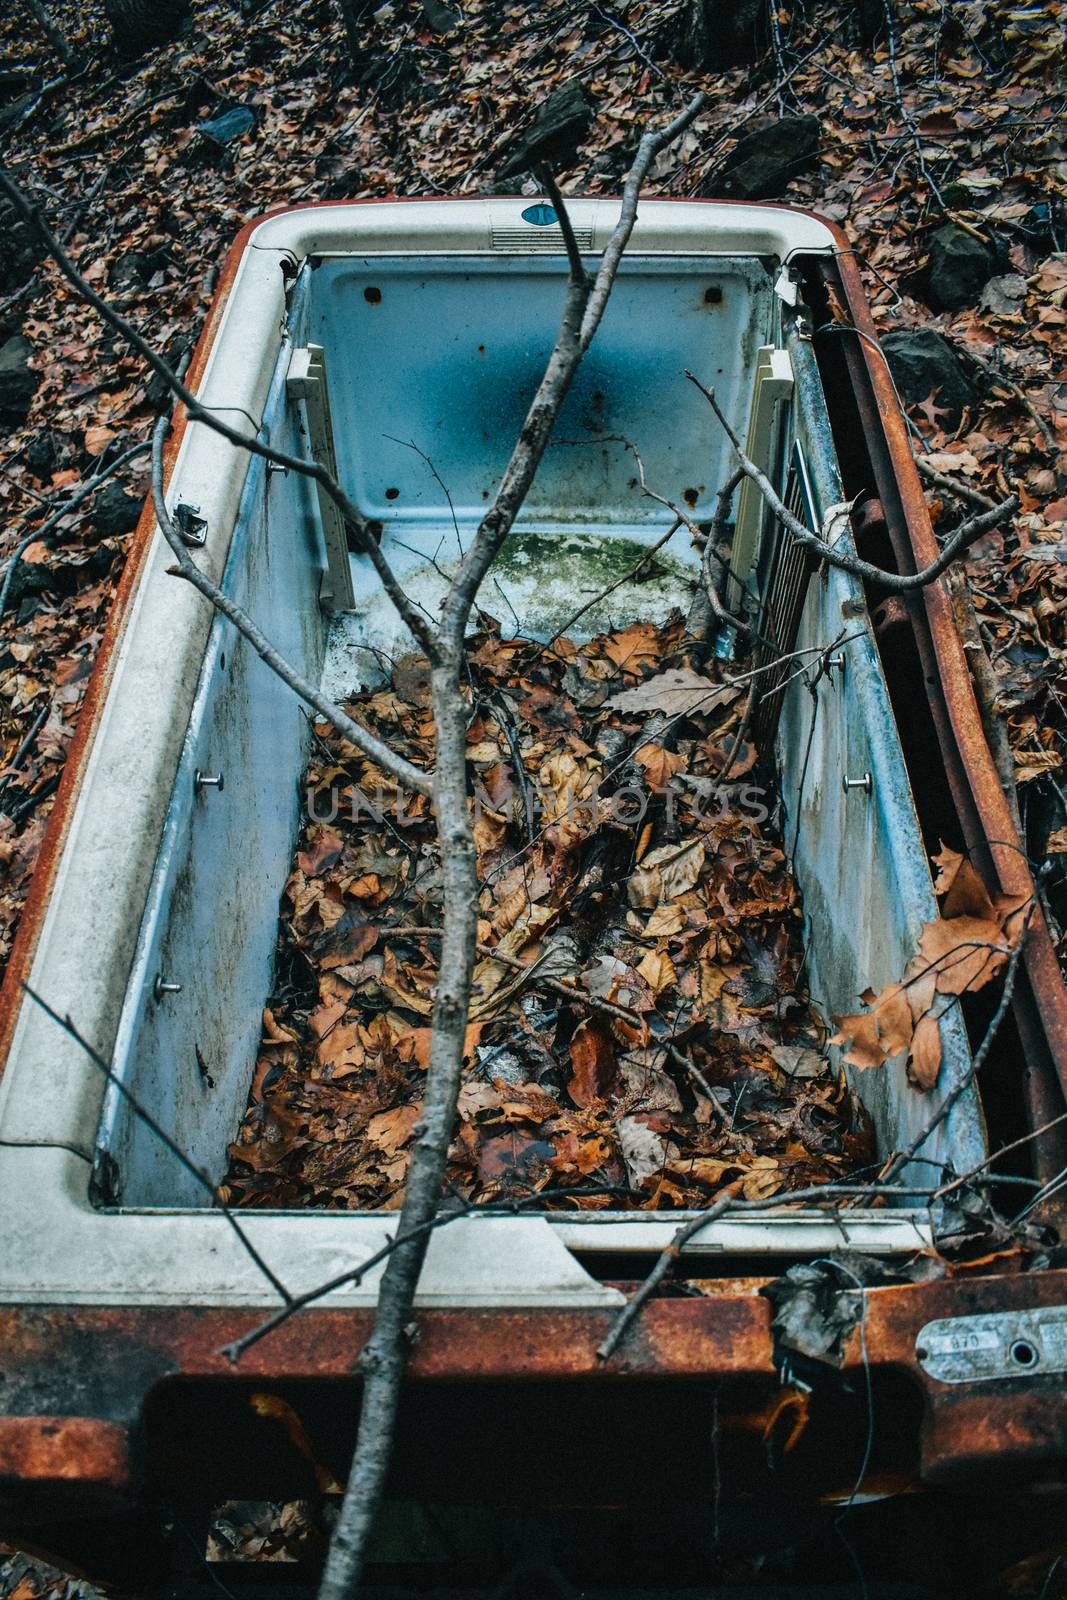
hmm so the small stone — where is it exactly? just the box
[421,0,459,32]
[881,329,976,428]
[498,81,593,179]
[199,105,256,147]
[924,223,997,312]
[0,335,38,424]
[25,432,58,479]
[91,480,144,539]
[706,115,821,202]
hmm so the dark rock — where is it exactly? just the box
[706,115,820,201]
[0,68,32,104]
[670,0,766,70]
[0,203,46,296]
[422,0,459,32]
[105,0,190,58]
[4,556,53,615]
[0,335,38,424]
[25,432,58,479]
[499,81,593,180]
[199,105,256,147]
[108,248,171,293]
[924,222,997,312]
[92,479,144,539]
[108,252,151,291]
[853,0,883,45]
[880,329,976,428]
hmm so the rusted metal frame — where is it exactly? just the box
[2,1271,1066,1499]
[810,252,1067,1146]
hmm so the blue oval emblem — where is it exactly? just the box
[521,204,558,226]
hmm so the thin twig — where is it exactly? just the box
[150,413,433,797]
[544,516,684,648]
[220,1182,630,1367]
[0,169,436,656]
[916,456,997,512]
[23,984,293,1306]
[960,344,1061,461]
[934,1108,1067,1201]
[689,371,1019,592]
[595,1178,939,1362]
[877,893,1040,1185]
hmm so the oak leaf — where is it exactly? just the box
[366,1103,422,1158]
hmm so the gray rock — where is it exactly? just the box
[498,81,593,179]
[25,431,58,479]
[881,329,976,428]
[0,335,38,423]
[199,105,256,147]
[706,115,820,201]
[924,222,997,312]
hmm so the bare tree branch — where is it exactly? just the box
[688,370,1019,592]
[0,168,437,656]
[319,103,706,1600]
[23,984,294,1305]
[149,414,433,797]
[915,456,997,512]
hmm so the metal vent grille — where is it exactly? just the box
[489,225,594,252]
[753,442,820,755]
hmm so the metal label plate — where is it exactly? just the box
[917,1306,1067,1384]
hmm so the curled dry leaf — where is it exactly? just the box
[567,1016,617,1107]
[831,844,1022,1091]
[607,667,740,718]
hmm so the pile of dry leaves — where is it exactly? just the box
[222,615,874,1210]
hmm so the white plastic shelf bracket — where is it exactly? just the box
[726,345,794,614]
[286,343,356,612]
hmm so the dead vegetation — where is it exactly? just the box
[222,615,876,1214]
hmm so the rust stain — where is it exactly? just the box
[829,238,1067,1114]
[0,1271,1065,1496]
[0,1416,129,1488]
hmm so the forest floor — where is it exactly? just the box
[0,0,1066,1595]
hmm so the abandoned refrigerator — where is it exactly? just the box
[1,199,1065,1519]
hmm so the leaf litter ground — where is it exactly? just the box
[222,614,874,1212]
